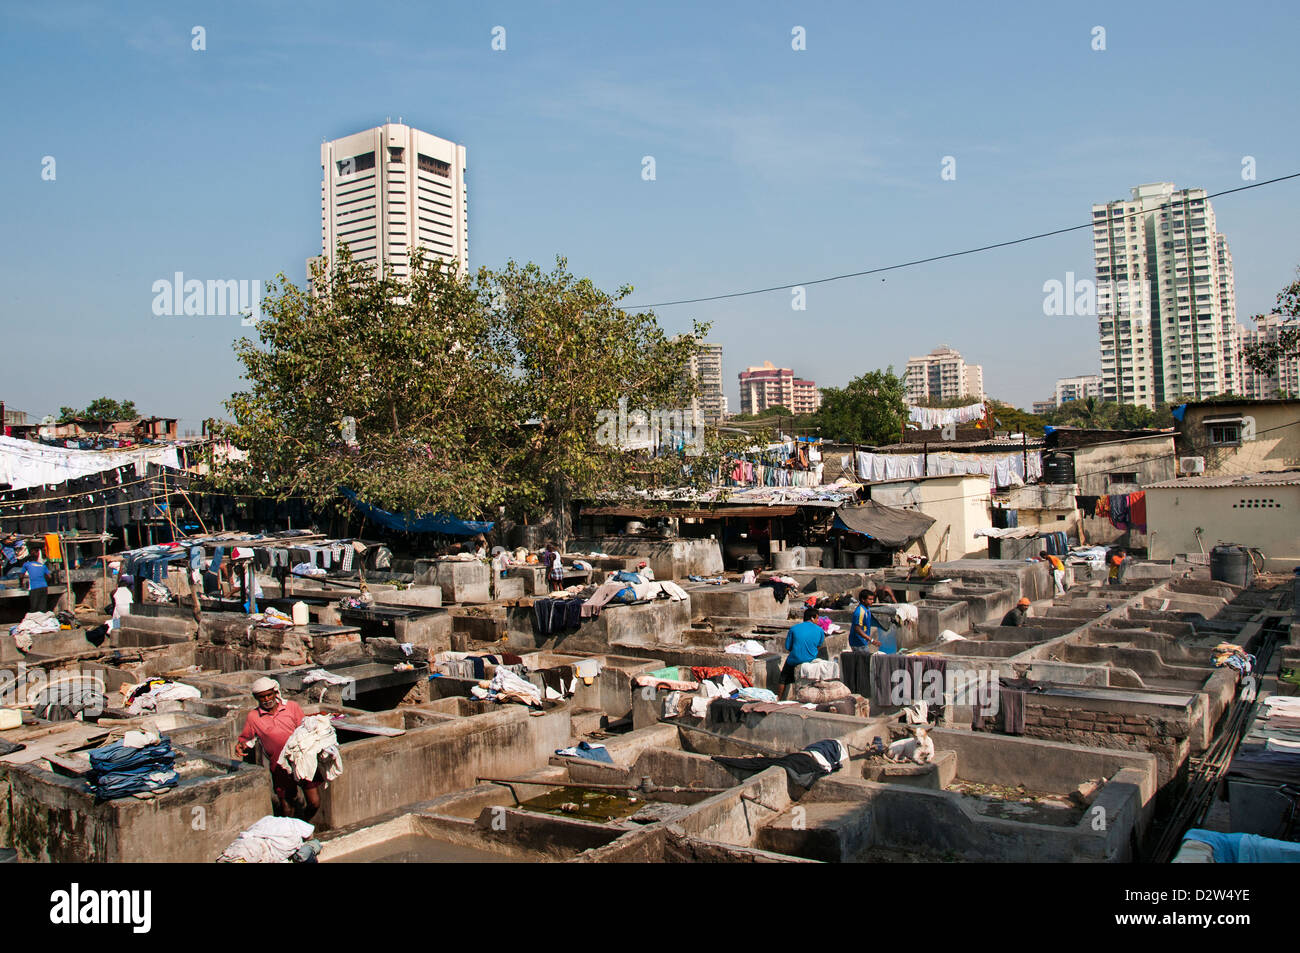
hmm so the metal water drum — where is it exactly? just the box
[1210,545,1253,589]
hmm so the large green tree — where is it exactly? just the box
[215,248,741,539]
[491,257,739,540]
[217,247,517,517]
[813,368,906,444]
[59,398,138,424]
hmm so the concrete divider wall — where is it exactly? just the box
[567,537,723,581]
[930,728,1158,805]
[6,747,270,863]
[808,774,1142,862]
[318,705,572,829]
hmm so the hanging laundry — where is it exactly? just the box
[1128,491,1147,533]
[1109,493,1131,531]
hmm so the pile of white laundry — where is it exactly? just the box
[218,816,319,863]
[277,714,344,782]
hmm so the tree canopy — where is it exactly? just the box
[59,398,138,424]
[1242,268,1300,389]
[214,247,747,540]
[813,368,906,444]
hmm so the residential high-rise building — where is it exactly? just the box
[317,122,468,281]
[1240,314,1300,399]
[1032,399,1057,416]
[738,362,821,416]
[1093,183,1238,409]
[903,346,985,404]
[791,380,821,416]
[1054,374,1103,406]
[687,342,728,424]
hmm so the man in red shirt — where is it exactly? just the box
[233,677,322,820]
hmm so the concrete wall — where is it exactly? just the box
[1147,484,1300,571]
[5,747,269,862]
[567,537,723,580]
[505,598,691,654]
[871,474,992,559]
[1178,401,1300,475]
[804,772,1145,862]
[317,705,572,829]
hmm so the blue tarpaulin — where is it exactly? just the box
[1183,828,1300,862]
[340,489,494,536]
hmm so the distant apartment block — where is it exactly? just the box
[1240,313,1300,398]
[903,346,984,404]
[687,342,728,424]
[317,122,468,281]
[738,362,822,416]
[1032,400,1057,416]
[1093,183,1238,409]
[1055,374,1103,405]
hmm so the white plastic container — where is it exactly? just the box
[0,708,22,731]
[291,602,309,627]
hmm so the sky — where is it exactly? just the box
[3,0,1298,433]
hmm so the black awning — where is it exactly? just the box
[832,500,935,547]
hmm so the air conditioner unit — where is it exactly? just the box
[1178,456,1205,475]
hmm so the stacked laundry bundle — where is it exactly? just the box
[121,678,202,715]
[1212,643,1256,675]
[9,611,61,652]
[86,731,178,800]
[435,651,527,679]
[255,607,295,628]
[470,668,543,708]
[276,714,344,783]
[724,639,767,656]
[218,816,321,863]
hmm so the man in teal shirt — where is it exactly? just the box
[852,588,898,654]
[779,607,826,701]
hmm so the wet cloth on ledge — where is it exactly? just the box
[555,741,613,764]
[691,666,753,689]
[711,739,849,788]
[868,654,948,709]
[532,597,584,637]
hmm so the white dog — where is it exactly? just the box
[886,726,935,764]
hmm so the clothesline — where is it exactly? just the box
[855,450,1042,488]
[906,402,986,429]
[1076,492,1147,533]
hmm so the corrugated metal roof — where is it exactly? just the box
[1145,470,1300,490]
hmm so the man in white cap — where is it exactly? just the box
[233,678,321,820]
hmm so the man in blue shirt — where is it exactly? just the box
[779,607,826,701]
[21,553,50,613]
[850,589,878,652]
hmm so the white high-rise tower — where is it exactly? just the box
[317,122,468,280]
[1093,183,1238,408]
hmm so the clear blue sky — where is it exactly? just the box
[3,0,1298,432]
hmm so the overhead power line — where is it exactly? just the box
[627,172,1300,309]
